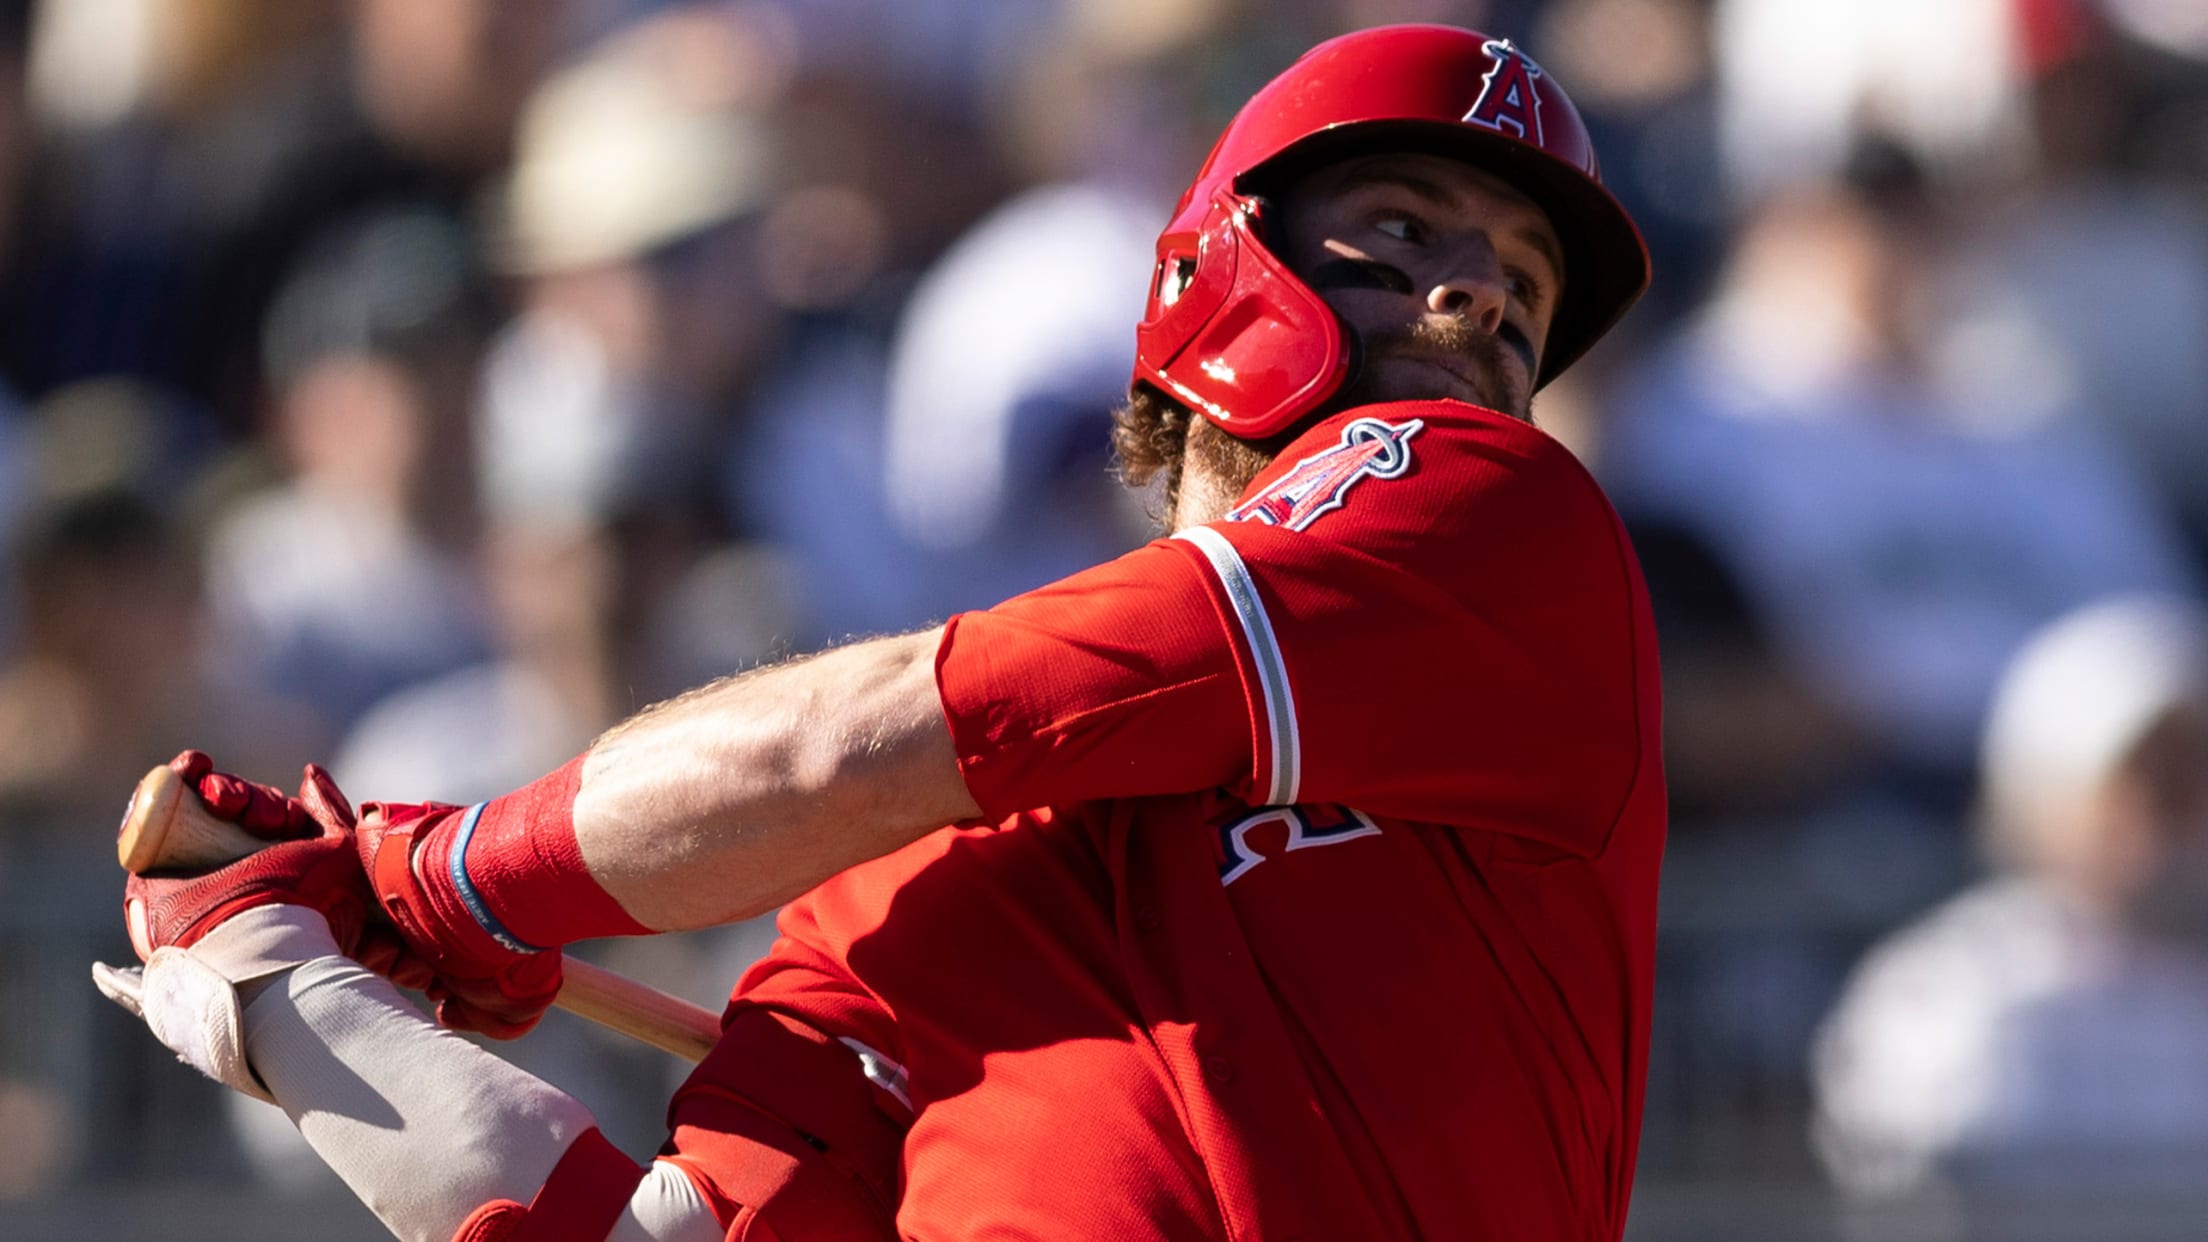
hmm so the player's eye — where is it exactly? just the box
[1507,267,1547,313]
[1373,214,1426,245]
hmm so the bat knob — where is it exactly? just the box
[117,765,187,873]
[116,764,262,873]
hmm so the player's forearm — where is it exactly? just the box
[571,627,979,931]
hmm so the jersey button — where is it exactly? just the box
[1202,1054,1236,1084]
[1134,906,1164,932]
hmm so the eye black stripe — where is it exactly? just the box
[1305,258,1413,296]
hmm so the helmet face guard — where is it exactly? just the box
[1132,25,1651,439]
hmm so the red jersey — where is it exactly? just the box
[731,401,1666,1240]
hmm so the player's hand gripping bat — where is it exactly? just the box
[113,763,722,1063]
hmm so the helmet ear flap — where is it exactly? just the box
[1133,190,1351,440]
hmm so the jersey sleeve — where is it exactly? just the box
[935,538,1260,818]
[1187,404,1654,856]
[935,403,1656,858]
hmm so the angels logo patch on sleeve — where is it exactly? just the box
[1227,416,1423,532]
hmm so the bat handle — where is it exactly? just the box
[558,958,721,1062]
[115,765,724,1063]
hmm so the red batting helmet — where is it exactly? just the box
[1132,24,1651,439]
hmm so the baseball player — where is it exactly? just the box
[101,24,1663,1242]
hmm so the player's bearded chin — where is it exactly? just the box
[1345,321,1531,420]
[1174,320,1531,523]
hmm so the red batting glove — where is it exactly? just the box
[167,749,316,843]
[355,801,563,1039]
[123,758,373,961]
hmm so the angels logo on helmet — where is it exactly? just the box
[1228,417,1424,532]
[1463,38,1546,144]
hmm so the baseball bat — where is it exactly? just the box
[118,764,723,1063]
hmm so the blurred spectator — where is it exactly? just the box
[1935,14,2208,560]
[1812,596,2208,1196]
[0,380,306,837]
[348,0,567,179]
[12,0,563,422]
[0,379,317,1197]
[478,6,785,545]
[333,521,620,806]
[309,16,820,1153]
[860,0,1231,622]
[1715,0,2032,197]
[0,477,212,1192]
[332,517,795,810]
[708,0,1070,637]
[1533,0,1728,317]
[198,207,491,737]
[875,181,1156,616]
[19,0,348,407]
[0,5,32,287]
[1600,167,2198,798]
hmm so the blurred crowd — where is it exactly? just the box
[1,0,2206,1236]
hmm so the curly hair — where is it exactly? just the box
[1109,384,1192,500]
[1110,384,1291,526]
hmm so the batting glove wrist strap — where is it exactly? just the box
[445,755,653,949]
[366,802,539,959]
[359,801,566,1038]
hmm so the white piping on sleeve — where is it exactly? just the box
[1174,526,1300,805]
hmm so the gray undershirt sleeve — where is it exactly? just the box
[242,956,718,1242]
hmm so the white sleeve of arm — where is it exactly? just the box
[243,955,720,1242]
[613,1164,721,1242]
